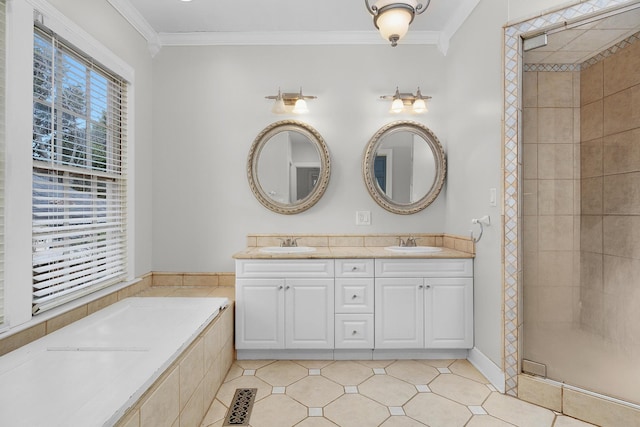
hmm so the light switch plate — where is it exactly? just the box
[356,211,371,226]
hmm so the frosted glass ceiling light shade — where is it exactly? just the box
[365,0,430,47]
[266,87,316,114]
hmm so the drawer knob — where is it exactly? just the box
[352,294,358,300]
[352,330,358,335]
[352,266,358,271]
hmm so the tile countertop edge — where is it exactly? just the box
[232,246,474,259]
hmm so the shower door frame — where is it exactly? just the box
[501,0,632,397]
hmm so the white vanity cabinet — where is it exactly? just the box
[334,259,375,349]
[235,260,334,350]
[374,258,473,350]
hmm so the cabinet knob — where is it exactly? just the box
[418,285,424,289]
[352,330,358,335]
[426,285,431,289]
[285,285,290,290]
[352,294,358,300]
[278,285,284,290]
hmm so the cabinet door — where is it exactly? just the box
[375,278,424,349]
[235,278,285,349]
[424,278,473,349]
[285,278,334,349]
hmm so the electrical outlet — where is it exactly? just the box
[356,211,371,226]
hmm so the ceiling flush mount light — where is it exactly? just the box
[381,87,431,114]
[266,88,317,114]
[365,0,431,47]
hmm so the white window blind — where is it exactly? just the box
[0,0,6,326]
[32,26,128,314]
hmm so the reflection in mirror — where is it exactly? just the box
[363,121,445,214]
[248,120,330,214]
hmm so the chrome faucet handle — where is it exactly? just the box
[398,236,406,247]
[277,237,288,247]
[290,237,299,247]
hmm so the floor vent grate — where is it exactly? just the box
[223,388,257,426]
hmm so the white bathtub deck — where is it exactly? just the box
[0,297,229,427]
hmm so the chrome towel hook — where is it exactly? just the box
[471,215,491,243]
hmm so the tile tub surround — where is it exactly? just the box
[201,359,596,427]
[0,297,233,427]
[237,233,475,259]
[116,300,235,427]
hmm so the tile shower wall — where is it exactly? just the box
[522,70,581,330]
[579,38,640,356]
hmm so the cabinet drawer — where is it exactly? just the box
[335,314,374,349]
[236,259,334,278]
[335,278,374,313]
[375,258,473,278]
[335,259,374,277]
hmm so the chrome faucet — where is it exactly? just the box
[279,237,299,247]
[398,236,418,247]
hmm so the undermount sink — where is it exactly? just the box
[384,246,442,254]
[259,246,316,254]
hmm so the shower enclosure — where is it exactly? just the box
[520,4,640,406]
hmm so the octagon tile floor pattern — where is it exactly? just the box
[201,359,596,427]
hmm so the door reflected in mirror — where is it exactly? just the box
[363,121,446,215]
[248,121,330,214]
[373,131,436,204]
[257,130,321,204]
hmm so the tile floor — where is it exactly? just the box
[200,359,596,427]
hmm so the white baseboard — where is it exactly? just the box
[467,347,505,393]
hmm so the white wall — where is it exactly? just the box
[444,0,508,370]
[151,44,448,273]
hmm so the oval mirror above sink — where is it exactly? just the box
[363,121,446,215]
[248,120,331,214]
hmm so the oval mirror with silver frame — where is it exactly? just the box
[363,121,446,215]
[248,120,331,214]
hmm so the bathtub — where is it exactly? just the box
[0,296,230,427]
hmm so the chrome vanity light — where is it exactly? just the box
[266,88,317,114]
[362,121,446,214]
[381,87,431,114]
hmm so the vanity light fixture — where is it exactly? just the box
[381,87,431,114]
[266,87,317,114]
[364,0,431,47]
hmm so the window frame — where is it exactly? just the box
[3,0,135,330]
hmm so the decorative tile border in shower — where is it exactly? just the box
[581,30,640,69]
[522,63,581,72]
[502,0,626,397]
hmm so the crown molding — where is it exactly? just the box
[158,30,441,47]
[106,0,160,56]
